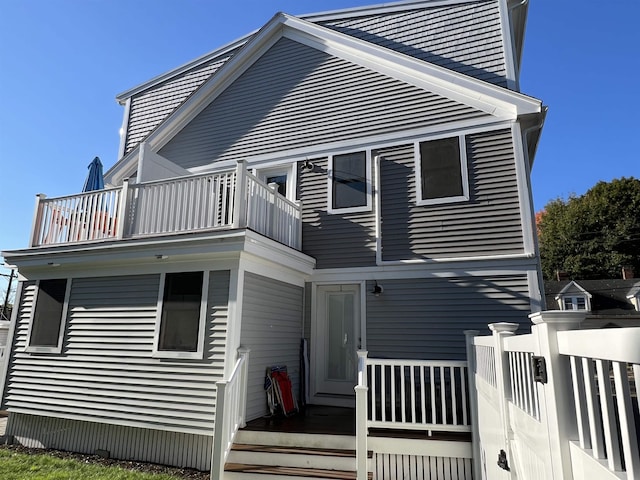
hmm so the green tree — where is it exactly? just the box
[537,177,640,280]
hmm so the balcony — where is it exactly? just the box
[29,161,302,250]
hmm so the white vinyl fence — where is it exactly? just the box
[467,311,640,480]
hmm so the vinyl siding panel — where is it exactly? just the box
[240,273,303,421]
[320,0,508,87]
[298,158,377,269]
[365,275,531,361]
[124,56,233,154]
[159,37,488,169]
[4,271,230,435]
[7,413,212,471]
[379,128,523,260]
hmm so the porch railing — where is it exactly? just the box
[211,347,250,480]
[355,352,470,480]
[30,161,302,250]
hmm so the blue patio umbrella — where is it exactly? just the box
[82,156,104,192]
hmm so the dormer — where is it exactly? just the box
[555,281,592,311]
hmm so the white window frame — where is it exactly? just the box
[414,134,469,206]
[254,164,297,201]
[25,278,72,354]
[327,149,372,214]
[560,295,590,311]
[153,271,209,360]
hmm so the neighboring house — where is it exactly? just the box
[544,268,640,328]
[0,1,545,478]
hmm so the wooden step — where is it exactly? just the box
[231,443,364,457]
[225,463,373,479]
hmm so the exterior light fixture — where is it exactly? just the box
[301,159,314,172]
[155,255,168,260]
[47,262,60,267]
[372,281,383,296]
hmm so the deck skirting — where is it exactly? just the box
[5,413,213,471]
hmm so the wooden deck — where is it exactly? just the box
[243,405,471,441]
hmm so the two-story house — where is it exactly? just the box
[1,1,544,478]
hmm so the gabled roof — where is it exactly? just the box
[554,280,592,300]
[105,9,541,184]
[115,0,528,104]
[545,279,640,316]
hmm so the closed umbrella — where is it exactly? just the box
[82,156,104,192]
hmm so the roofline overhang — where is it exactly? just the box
[105,10,541,183]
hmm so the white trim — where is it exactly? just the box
[527,268,543,312]
[118,98,131,160]
[0,281,24,407]
[152,271,209,360]
[511,122,536,256]
[25,278,71,354]
[327,150,372,214]
[498,0,519,90]
[374,154,382,266]
[414,134,469,206]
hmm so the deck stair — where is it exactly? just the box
[224,430,372,479]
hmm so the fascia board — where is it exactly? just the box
[282,15,541,118]
[139,12,541,156]
[114,36,251,104]
[104,149,139,186]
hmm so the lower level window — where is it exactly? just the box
[28,278,69,353]
[155,271,207,358]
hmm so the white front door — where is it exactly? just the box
[315,284,361,396]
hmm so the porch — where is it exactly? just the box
[28,160,301,250]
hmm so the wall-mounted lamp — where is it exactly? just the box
[155,254,168,260]
[371,281,384,296]
[301,159,314,172]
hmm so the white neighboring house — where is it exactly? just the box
[0,1,546,478]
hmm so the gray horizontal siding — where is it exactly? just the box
[379,128,523,261]
[159,37,487,169]
[365,275,531,361]
[125,56,233,154]
[7,413,212,471]
[240,273,303,421]
[4,271,230,435]
[298,158,377,269]
[321,0,508,87]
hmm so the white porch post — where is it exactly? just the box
[237,346,250,428]
[464,330,482,480]
[355,350,368,480]
[488,322,518,478]
[29,194,46,247]
[211,380,228,480]
[529,310,585,480]
[233,159,247,229]
[116,178,130,239]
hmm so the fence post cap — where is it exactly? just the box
[529,310,585,327]
[488,322,519,333]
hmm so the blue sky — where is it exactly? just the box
[1,1,638,291]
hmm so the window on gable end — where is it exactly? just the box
[27,278,70,353]
[562,296,588,311]
[154,271,208,359]
[416,136,469,205]
[328,151,371,214]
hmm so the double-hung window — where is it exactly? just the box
[27,278,70,353]
[415,135,469,205]
[154,271,208,359]
[562,296,588,311]
[328,151,371,214]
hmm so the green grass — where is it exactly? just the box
[0,449,185,480]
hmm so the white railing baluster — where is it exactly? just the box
[596,359,622,471]
[451,366,458,425]
[582,357,604,459]
[612,361,640,480]
[570,356,590,450]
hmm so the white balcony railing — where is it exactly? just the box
[29,161,302,250]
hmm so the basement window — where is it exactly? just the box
[415,136,469,205]
[27,278,70,354]
[154,271,208,359]
[328,151,371,214]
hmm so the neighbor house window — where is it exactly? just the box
[562,296,588,311]
[154,271,208,359]
[27,278,70,353]
[328,151,371,213]
[415,136,469,205]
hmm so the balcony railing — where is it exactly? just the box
[30,161,302,250]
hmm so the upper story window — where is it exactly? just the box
[562,296,588,311]
[154,271,208,359]
[415,135,469,206]
[27,278,70,353]
[328,151,371,214]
